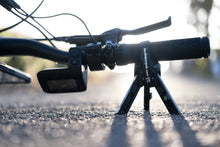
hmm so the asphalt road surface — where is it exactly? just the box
[0,72,220,147]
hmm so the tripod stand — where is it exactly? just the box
[116,44,181,115]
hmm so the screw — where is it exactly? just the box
[163,95,168,101]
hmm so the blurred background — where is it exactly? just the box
[1,2,220,146]
[0,0,220,85]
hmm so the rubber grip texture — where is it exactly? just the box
[149,37,210,61]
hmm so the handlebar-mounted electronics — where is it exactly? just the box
[0,13,210,115]
[35,17,210,115]
[37,47,88,93]
[37,17,172,93]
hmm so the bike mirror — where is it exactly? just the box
[0,62,31,84]
[37,67,87,93]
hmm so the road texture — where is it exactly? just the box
[0,72,220,147]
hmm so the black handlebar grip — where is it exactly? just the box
[115,37,210,65]
[149,37,210,61]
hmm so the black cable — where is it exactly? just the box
[15,8,57,39]
[24,13,97,43]
[1,0,56,48]
[13,0,57,39]
[0,0,44,33]
[0,0,20,11]
[1,0,96,45]
[0,20,23,33]
[10,10,57,48]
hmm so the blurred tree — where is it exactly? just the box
[189,0,213,36]
[187,0,215,76]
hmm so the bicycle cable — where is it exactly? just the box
[14,5,57,40]
[29,13,97,44]
[0,0,57,47]
[0,0,43,33]
[10,9,57,47]
[0,0,97,46]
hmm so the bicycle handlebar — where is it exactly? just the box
[149,37,210,60]
[0,37,69,63]
[0,37,210,68]
[115,37,210,65]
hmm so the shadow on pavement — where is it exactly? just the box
[171,115,203,147]
[107,115,129,147]
[144,111,163,147]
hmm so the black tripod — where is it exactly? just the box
[116,43,181,115]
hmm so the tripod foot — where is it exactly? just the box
[155,74,181,115]
[116,75,141,115]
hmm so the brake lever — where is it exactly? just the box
[121,16,171,36]
[99,16,171,44]
[41,17,171,46]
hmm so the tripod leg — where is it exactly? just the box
[144,86,152,111]
[155,74,181,115]
[116,75,141,115]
